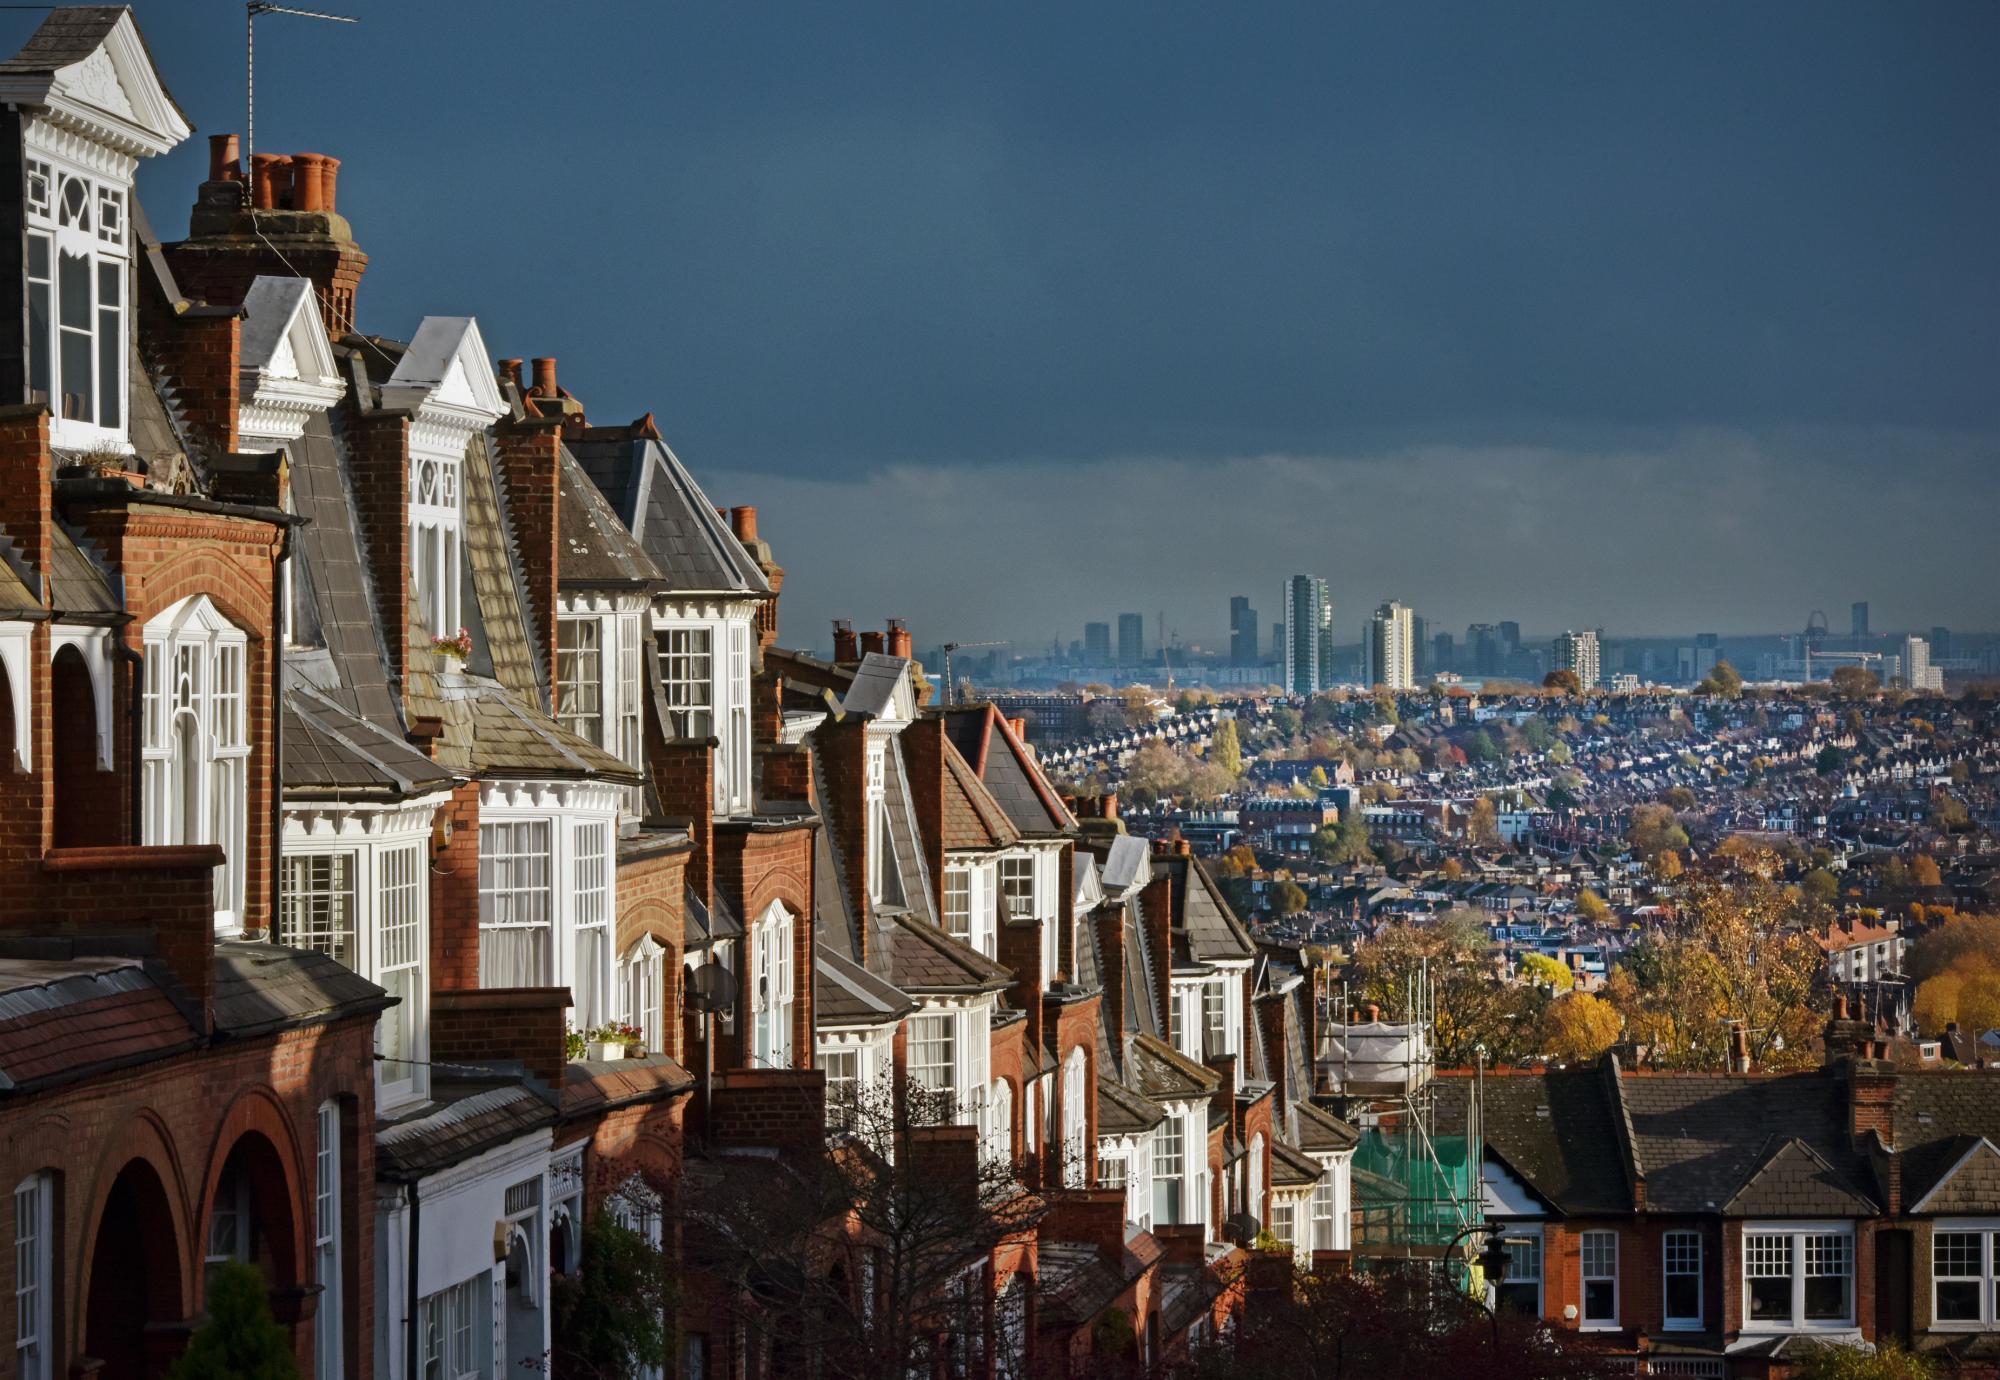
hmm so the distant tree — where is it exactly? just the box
[1883,858,1911,891]
[1311,816,1375,868]
[1908,911,2000,984]
[1352,912,1539,1065]
[1210,718,1245,777]
[553,1209,678,1380]
[1651,849,1684,881]
[1520,717,1554,751]
[1695,661,1744,698]
[1441,857,1465,881]
[1665,785,1697,811]
[170,1264,298,1380]
[1830,666,1880,698]
[1543,669,1582,695]
[1931,796,1971,832]
[1538,992,1623,1063]
[1269,706,1302,737]
[1307,764,1330,788]
[1269,880,1309,916]
[1911,854,1942,888]
[1575,890,1611,925]
[1545,783,1579,814]
[1802,869,1840,908]
[1520,952,1576,991]
[1547,740,1573,765]
[1815,745,1845,776]
[1949,760,1971,784]
[1625,803,1689,862]
[1466,729,1500,763]
[1288,781,1316,801]
[1467,796,1500,847]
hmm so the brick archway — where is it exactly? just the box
[82,1157,187,1380]
[193,1088,309,1308]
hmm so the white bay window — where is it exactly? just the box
[142,596,248,931]
[480,819,552,985]
[26,158,126,443]
[1933,1221,2000,1328]
[749,903,796,1068]
[476,787,618,1020]
[656,606,757,815]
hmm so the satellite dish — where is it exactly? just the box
[1223,1212,1261,1247]
[686,962,739,1014]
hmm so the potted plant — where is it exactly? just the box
[585,1024,645,1061]
[431,626,473,661]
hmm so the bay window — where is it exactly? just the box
[910,1013,956,1099]
[1663,1230,1703,1330]
[1271,1199,1296,1254]
[943,868,971,942]
[26,158,126,441]
[142,596,249,930]
[479,820,552,986]
[556,618,603,745]
[1933,1222,1999,1327]
[1580,1230,1617,1327]
[281,855,356,967]
[823,1048,860,1130]
[749,904,795,1068]
[573,822,611,1028]
[619,937,664,1052]
[658,627,713,737]
[1744,1226,1853,1329]
[999,855,1035,920]
[1154,1113,1185,1225]
[409,450,461,638]
[1062,1048,1088,1188]
[984,1078,1012,1165]
[377,844,426,1097]
[314,1103,343,1380]
[1311,1166,1337,1251]
[865,743,888,903]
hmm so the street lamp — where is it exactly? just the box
[1476,1232,1511,1348]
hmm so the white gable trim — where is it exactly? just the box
[1909,1136,2000,1215]
[239,278,346,447]
[0,11,191,160]
[382,316,506,434]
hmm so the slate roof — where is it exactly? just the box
[463,427,544,703]
[376,1082,557,1181]
[940,705,1076,838]
[841,654,907,720]
[1895,1071,2000,1211]
[880,911,1013,995]
[561,1052,696,1118]
[1035,1236,1161,1328]
[0,6,191,129]
[212,940,393,1037]
[282,684,457,798]
[1098,1076,1168,1136]
[1293,1098,1361,1154]
[557,443,662,587]
[568,431,770,596]
[429,673,641,782]
[1618,1070,1871,1216]
[1909,1138,2000,1215]
[0,557,34,615]
[48,525,115,614]
[1434,1068,1631,1215]
[0,957,195,1091]
[1101,835,1151,894]
[1130,1033,1220,1103]
[1164,855,1256,965]
[1273,1138,1326,1188]
[815,944,917,1027]
[940,742,1019,852]
[1725,1137,1879,1217]
[685,886,743,951]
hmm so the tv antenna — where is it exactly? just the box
[246,2,358,192]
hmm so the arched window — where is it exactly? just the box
[1062,1047,1088,1188]
[984,1079,1012,1167]
[748,903,795,1068]
[142,596,248,930]
[619,936,664,1052]
[409,450,460,638]
[1247,1134,1265,1234]
[25,159,127,441]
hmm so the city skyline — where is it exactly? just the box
[49,2,1998,654]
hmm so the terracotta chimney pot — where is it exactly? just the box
[207,134,242,183]
[730,505,758,543]
[531,357,558,398]
[859,631,886,657]
[831,620,858,663]
[292,153,330,213]
[250,153,290,210]
[320,155,340,212]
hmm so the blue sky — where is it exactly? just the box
[28,2,1997,649]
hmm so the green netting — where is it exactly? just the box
[1350,1128,1478,1251]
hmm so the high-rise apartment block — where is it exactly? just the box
[1283,576,1334,695]
[1084,621,1112,663]
[1902,636,1944,692]
[1553,628,1602,689]
[1117,611,1145,665]
[1364,601,1417,690]
[1852,601,1870,639]
[1229,595,1259,666]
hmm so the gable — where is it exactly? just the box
[382,316,505,421]
[0,8,191,158]
[1725,1137,1879,1218]
[1911,1138,2000,1216]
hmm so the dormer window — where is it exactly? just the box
[142,596,249,931]
[654,605,756,815]
[410,451,461,637]
[26,162,126,441]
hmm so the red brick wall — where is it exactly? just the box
[899,718,947,916]
[0,404,51,585]
[1049,993,1103,1190]
[617,843,688,1063]
[429,782,482,992]
[0,1013,379,1380]
[40,845,224,1025]
[491,418,562,712]
[646,735,715,911]
[49,647,121,848]
[142,307,241,458]
[713,822,815,1069]
[707,1067,825,1152]
[430,987,570,1089]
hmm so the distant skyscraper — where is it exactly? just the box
[1283,576,1332,695]
[1498,621,1522,657]
[1931,625,1952,660]
[1466,623,1502,678]
[1365,601,1417,690]
[1117,613,1144,665]
[1229,596,1259,667]
[1084,621,1112,663]
[1410,613,1428,679]
[1433,631,1456,675]
[1852,601,1870,639]
[1901,635,1943,692]
[1553,629,1601,689]
[1271,623,1284,664]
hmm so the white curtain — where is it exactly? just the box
[481,927,550,987]
[573,927,608,1028]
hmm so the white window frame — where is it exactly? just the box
[1494,1226,1543,1317]
[280,853,357,969]
[572,821,612,1029]
[479,819,553,986]
[314,1102,343,1380]
[1932,1219,2000,1330]
[1154,1107,1186,1226]
[14,1172,52,1380]
[620,935,666,1053]
[1579,1229,1618,1329]
[419,1276,485,1380]
[909,1011,956,1102]
[142,596,249,931]
[942,866,972,943]
[749,903,796,1069]
[1061,1048,1087,1188]
[1663,1229,1703,1331]
[999,853,1035,922]
[25,149,128,448]
[865,742,888,904]
[409,446,461,639]
[555,616,604,746]
[655,609,753,816]
[1742,1223,1855,1332]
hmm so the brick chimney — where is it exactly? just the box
[0,406,52,594]
[728,506,784,649]
[1141,873,1174,1038]
[492,414,564,706]
[169,135,367,335]
[899,716,948,918]
[1096,901,1129,1037]
[1255,994,1289,1110]
[1728,1022,1751,1073]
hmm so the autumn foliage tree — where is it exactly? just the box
[1908,911,2000,1038]
[1538,992,1624,1064]
[1351,911,1542,1065]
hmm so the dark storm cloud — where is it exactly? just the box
[25,2,1990,641]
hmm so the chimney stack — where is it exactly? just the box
[1008,716,1029,741]
[291,153,335,213]
[831,620,858,664]
[250,153,290,210]
[498,359,526,394]
[1728,1022,1752,1073]
[859,630,886,657]
[730,506,758,544]
[885,616,912,659]
[531,357,559,398]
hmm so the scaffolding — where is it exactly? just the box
[1320,959,1485,1273]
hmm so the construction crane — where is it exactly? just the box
[940,641,1006,707]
